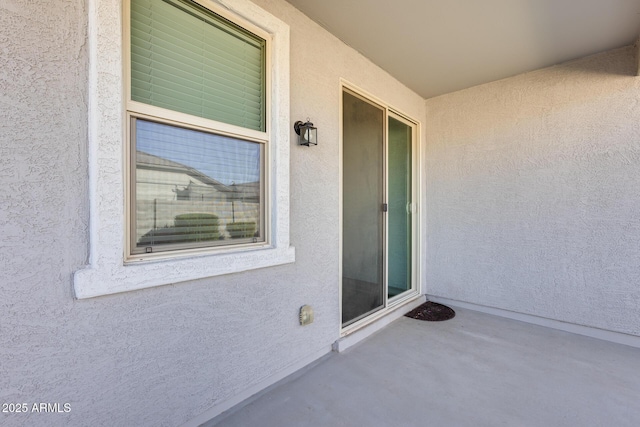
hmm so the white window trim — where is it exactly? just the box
[74,0,294,299]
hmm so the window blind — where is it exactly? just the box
[131,0,266,131]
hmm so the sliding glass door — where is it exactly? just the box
[342,89,417,327]
[387,115,413,299]
[342,91,385,325]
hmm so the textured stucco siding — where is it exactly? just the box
[0,0,425,426]
[425,46,640,336]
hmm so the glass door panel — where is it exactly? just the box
[387,116,413,299]
[342,91,385,326]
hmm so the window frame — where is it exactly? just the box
[74,0,294,299]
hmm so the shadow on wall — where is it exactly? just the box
[559,45,638,77]
[522,0,640,77]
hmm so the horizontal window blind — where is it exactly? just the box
[131,0,266,131]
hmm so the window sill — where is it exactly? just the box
[74,245,295,299]
[125,240,271,264]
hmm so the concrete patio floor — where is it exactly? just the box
[205,308,640,427]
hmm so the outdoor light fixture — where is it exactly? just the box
[294,119,317,146]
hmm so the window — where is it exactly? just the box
[128,0,268,258]
[73,0,293,298]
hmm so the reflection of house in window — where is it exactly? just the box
[136,151,231,202]
[134,150,262,245]
[173,185,190,201]
[229,182,260,203]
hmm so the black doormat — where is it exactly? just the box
[405,301,455,321]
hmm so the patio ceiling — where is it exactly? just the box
[285,0,640,99]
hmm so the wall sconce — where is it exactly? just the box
[294,119,317,146]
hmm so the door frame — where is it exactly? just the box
[339,80,422,335]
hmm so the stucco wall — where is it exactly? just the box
[425,46,640,336]
[0,0,425,426]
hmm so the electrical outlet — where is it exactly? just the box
[299,305,314,326]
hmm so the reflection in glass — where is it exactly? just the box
[342,91,385,325]
[132,119,263,253]
[388,117,412,298]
